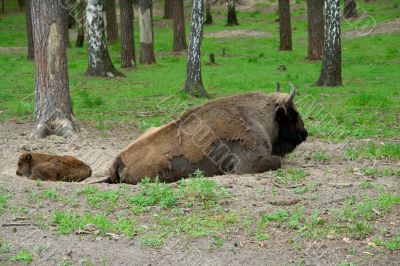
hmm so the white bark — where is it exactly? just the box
[86,0,104,69]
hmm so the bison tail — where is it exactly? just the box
[107,156,124,183]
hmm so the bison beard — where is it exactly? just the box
[107,88,307,184]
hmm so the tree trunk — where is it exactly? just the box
[204,0,213,24]
[63,2,71,48]
[18,0,24,11]
[278,0,292,50]
[105,0,119,44]
[184,0,208,97]
[172,0,187,52]
[317,0,342,86]
[86,0,120,76]
[75,0,85,47]
[25,0,34,59]
[139,0,156,64]
[226,0,239,26]
[120,0,136,68]
[31,0,77,138]
[344,0,357,19]
[163,0,173,19]
[306,0,323,60]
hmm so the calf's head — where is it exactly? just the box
[272,83,308,156]
[16,152,32,176]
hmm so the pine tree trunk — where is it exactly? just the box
[172,0,187,52]
[25,0,34,60]
[75,0,85,47]
[163,0,173,19]
[86,0,120,76]
[317,0,342,86]
[278,0,292,50]
[184,0,208,97]
[226,0,239,26]
[306,0,323,60]
[344,0,357,19]
[120,0,136,68]
[105,0,119,44]
[139,0,156,64]
[204,0,213,24]
[31,0,77,138]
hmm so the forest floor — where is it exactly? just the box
[0,121,399,265]
[1,0,400,265]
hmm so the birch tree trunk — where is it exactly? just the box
[204,0,212,24]
[120,0,136,68]
[163,0,173,19]
[226,0,239,26]
[105,0,119,43]
[139,0,156,64]
[25,0,34,59]
[278,0,292,50]
[31,0,77,138]
[317,0,342,86]
[76,0,86,47]
[172,0,187,52]
[306,0,323,60]
[344,0,357,19]
[86,0,120,76]
[184,0,208,97]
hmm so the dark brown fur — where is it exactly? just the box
[16,152,92,182]
[107,91,307,184]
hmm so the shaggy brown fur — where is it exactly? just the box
[107,91,307,184]
[16,152,92,182]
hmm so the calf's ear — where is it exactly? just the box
[25,154,32,161]
[275,106,287,122]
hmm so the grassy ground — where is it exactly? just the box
[0,0,400,264]
[0,0,399,139]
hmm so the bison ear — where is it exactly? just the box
[25,154,32,161]
[275,106,287,121]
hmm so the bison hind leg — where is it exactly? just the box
[107,156,125,183]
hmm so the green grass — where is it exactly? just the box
[53,211,140,237]
[374,233,400,251]
[0,192,10,215]
[0,0,399,140]
[275,168,309,185]
[11,249,33,262]
[78,186,123,210]
[129,178,177,210]
[346,142,400,160]
[0,238,11,255]
[360,167,400,177]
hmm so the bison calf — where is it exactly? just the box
[16,152,92,182]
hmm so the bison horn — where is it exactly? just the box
[275,82,280,92]
[286,83,296,102]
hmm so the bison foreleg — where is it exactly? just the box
[255,155,281,173]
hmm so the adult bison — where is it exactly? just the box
[107,84,307,184]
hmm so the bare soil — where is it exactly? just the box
[0,121,399,265]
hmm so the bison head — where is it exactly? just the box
[272,83,308,156]
[16,152,32,177]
